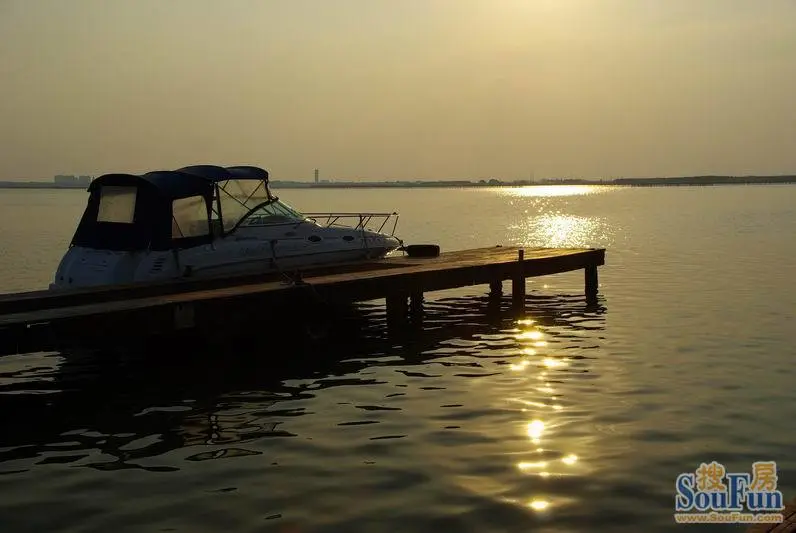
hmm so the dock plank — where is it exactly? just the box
[0,246,605,353]
[0,245,519,315]
[0,248,564,326]
[0,247,603,327]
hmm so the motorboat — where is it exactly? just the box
[50,164,403,290]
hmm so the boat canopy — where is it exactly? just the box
[176,164,270,184]
[70,165,272,251]
[177,165,274,233]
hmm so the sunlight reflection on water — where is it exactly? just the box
[499,185,616,198]
[513,213,609,248]
[493,185,618,248]
[504,316,594,518]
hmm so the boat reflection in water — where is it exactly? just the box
[0,290,606,530]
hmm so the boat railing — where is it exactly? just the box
[302,212,400,236]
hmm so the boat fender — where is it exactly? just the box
[404,244,440,258]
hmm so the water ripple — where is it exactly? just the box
[3,186,796,532]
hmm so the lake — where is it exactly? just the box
[1,184,794,532]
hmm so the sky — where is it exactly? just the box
[1,0,795,181]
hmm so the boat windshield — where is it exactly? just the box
[240,199,307,226]
[216,178,270,232]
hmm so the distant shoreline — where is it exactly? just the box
[1,175,795,190]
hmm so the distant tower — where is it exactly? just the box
[314,168,319,184]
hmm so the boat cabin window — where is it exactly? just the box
[97,186,137,224]
[242,200,305,226]
[217,178,270,232]
[172,196,210,238]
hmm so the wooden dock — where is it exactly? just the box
[0,245,605,355]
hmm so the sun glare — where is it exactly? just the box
[528,499,550,511]
[498,0,581,15]
[519,330,544,341]
[502,185,606,198]
[527,420,545,441]
[562,454,578,465]
[512,213,605,248]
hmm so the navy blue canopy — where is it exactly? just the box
[87,171,211,201]
[88,165,269,201]
[176,165,270,184]
[73,165,270,251]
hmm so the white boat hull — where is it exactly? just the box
[49,164,403,291]
[50,224,401,290]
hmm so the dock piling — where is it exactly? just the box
[386,294,409,326]
[409,291,423,315]
[173,303,195,329]
[409,291,424,327]
[512,249,526,310]
[585,264,599,301]
[489,280,503,298]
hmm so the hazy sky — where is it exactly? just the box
[1,0,795,180]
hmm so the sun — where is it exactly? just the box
[500,0,580,15]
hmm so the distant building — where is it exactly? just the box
[53,174,93,186]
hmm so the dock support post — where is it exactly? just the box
[386,294,408,327]
[409,291,424,326]
[512,249,526,311]
[174,303,195,330]
[585,265,599,301]
[489,280,503,298]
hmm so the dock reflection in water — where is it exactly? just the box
[0,291,618,533]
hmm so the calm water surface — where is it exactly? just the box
[0,184,795,532]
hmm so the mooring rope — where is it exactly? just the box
[267,239,330,308]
